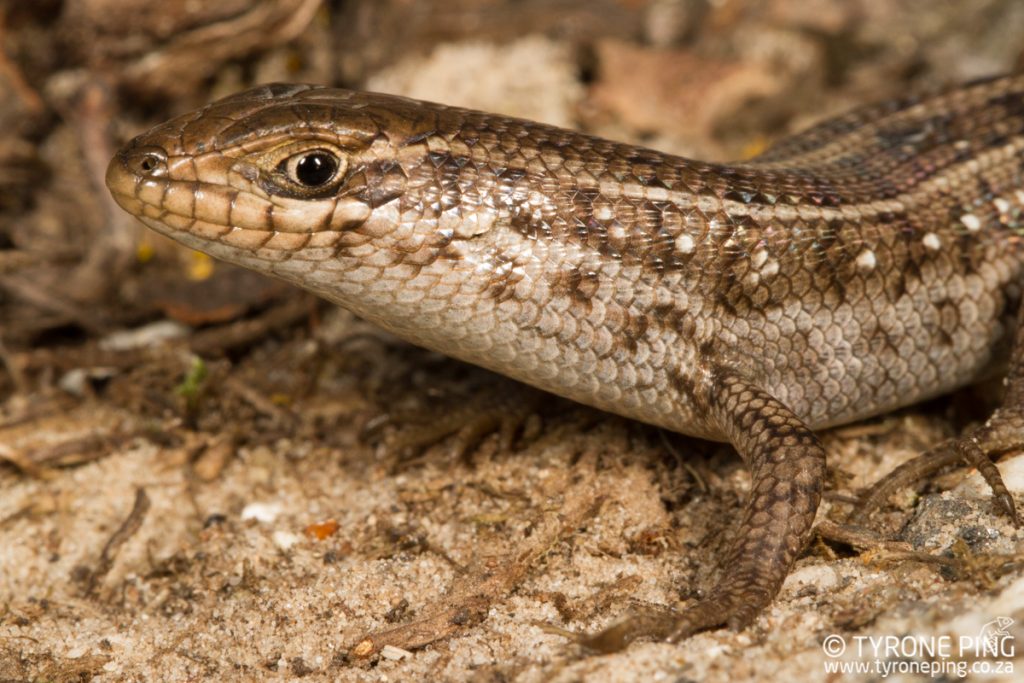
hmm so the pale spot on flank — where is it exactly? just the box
[761,259,779,277]
[675,233,695,254]
[855,249,876,271]
[1016,190,1024,205]
[960,213,981,232]
[594,205,614,221]
[994,198,1011,215]
[751,248,769,269]
[922,232,941,250]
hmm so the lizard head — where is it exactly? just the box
[106,83,513,317]
[107,84,396,277]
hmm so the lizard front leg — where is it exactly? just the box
[584,367,826,649]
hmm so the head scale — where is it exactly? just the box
[105,84,510,322]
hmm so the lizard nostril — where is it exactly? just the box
[124,146,168,177]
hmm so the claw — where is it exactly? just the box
[851,421,1021,528]
[580,609,678,653]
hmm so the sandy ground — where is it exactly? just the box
[3,313,1024,682]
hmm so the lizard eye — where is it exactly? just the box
[279,150,340,187]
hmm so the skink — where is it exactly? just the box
[106,74,1024,644]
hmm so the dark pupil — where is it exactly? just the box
[294,153,337,186]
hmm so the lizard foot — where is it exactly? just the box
[580,586,769,652]
[582,368,827,650]
[362,376,543,462]
[850,408,1022,527]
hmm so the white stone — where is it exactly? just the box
[961,213,982,232]
[956,453,1024,498]
[241,502,283,523]
[782,564,839,594]
[272,530,301,550]
[381,645,413,661]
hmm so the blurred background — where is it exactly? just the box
[2,2,1024,681]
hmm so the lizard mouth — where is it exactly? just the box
[106,148,272,248]
[105,143,371,258]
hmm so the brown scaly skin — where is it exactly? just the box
[106,75,1024,645]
